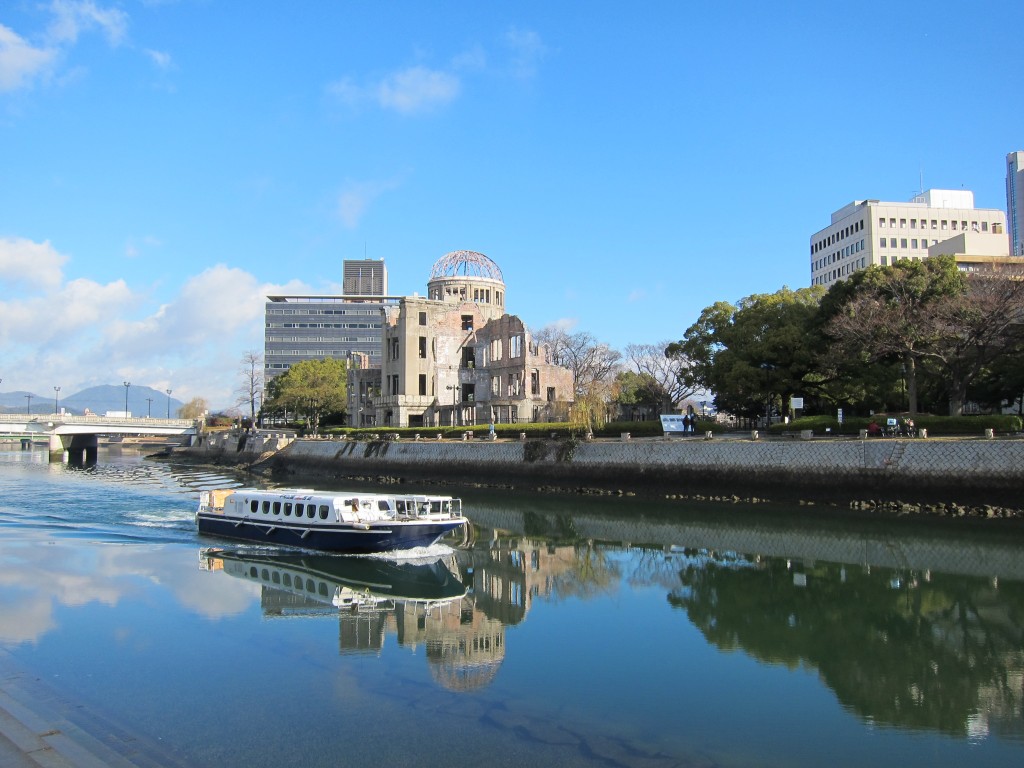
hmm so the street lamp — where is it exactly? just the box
[166,389,172,419]
[146,397,153,418]
[54,386,61,414]
[445,384,460,426]
[123,381,130,416]
[700,400,706,419]
[25,394,32,414]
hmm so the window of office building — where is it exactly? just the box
[418,336,427,359]
[419,311,427,326]
[419,374,427,396]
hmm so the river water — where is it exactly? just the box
[0,447,1022,768]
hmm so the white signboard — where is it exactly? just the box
[660,414,688,436]
[791,397,804,410]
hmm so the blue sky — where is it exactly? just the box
[1,0,1021,409]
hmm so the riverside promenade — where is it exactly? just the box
[180,430,1024,512]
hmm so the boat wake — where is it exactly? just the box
[366,543,456,563]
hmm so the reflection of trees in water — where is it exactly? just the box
[667,551,1024,738]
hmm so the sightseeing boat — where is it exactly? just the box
[196,487,468,553]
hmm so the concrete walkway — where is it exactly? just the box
[0,651,178,768]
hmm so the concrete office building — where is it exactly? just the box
[264,259,397,382]
[348,250,574,428]
[1008,151,1024,257]
[810,189,1007,288]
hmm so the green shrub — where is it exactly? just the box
[769,413,1022,436]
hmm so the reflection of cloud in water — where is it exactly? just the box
[0,536,260,646]
[0,594,56,644]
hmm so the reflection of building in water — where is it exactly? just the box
[461,536,581,625]
[201,550,509,691]
[201,537,596,691]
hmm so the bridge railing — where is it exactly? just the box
[0,413,199,429]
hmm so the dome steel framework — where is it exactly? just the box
[429,250,504,282]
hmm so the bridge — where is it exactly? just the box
[0,412,201,462]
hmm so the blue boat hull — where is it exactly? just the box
[196,513,465,554]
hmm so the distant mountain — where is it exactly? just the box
[0,385,185,417]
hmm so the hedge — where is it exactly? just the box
[768,413,1022,437]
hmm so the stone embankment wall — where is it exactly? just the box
[180,432,1024,506]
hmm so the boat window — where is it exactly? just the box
[273,502,281,515]
[249,567,257,577]
[319,582,329,597]
[396,500,406,513]
[284,503,292,516]
[306,579,315,592]
[249,500,258,513]
[262,501,270,513]
[377,500,391,511]
[318,505,329,519]
[282,574,292,587]
[261,569,269,581]
[306,505,315,519]
[271,572,280,584]
[295,503,304,516]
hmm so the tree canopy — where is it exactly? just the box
[671,259,1024,419]
[264,358,347,434]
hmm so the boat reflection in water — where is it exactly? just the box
[199,548,507,691]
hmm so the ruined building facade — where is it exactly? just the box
[347,251,573,427]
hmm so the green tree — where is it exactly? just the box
[264,358,347,435]
[669,287,825,420]
[612,370,664,418]
[821,256,1024,415]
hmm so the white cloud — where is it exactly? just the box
[0,24,58,92]
[144,48,172,70]
[336,178,400,229]
[46,0,128,47]
[505,27,546,78]
[328,65,460,115]
[377,66,459,113]
[0,237,311,408]
[0,237,68,289]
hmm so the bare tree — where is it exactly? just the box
[625,341,698,411]
[535,326,621,396]
[235,350,263,425]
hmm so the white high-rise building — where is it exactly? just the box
[1007,151,1024,257]
[810,189,1007,287]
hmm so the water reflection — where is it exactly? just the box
[201,549,509,691]
[667,549,1024,741]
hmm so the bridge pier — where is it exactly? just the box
[48,434,98,464]
[70,434,98,465]
[48,434,66,462]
